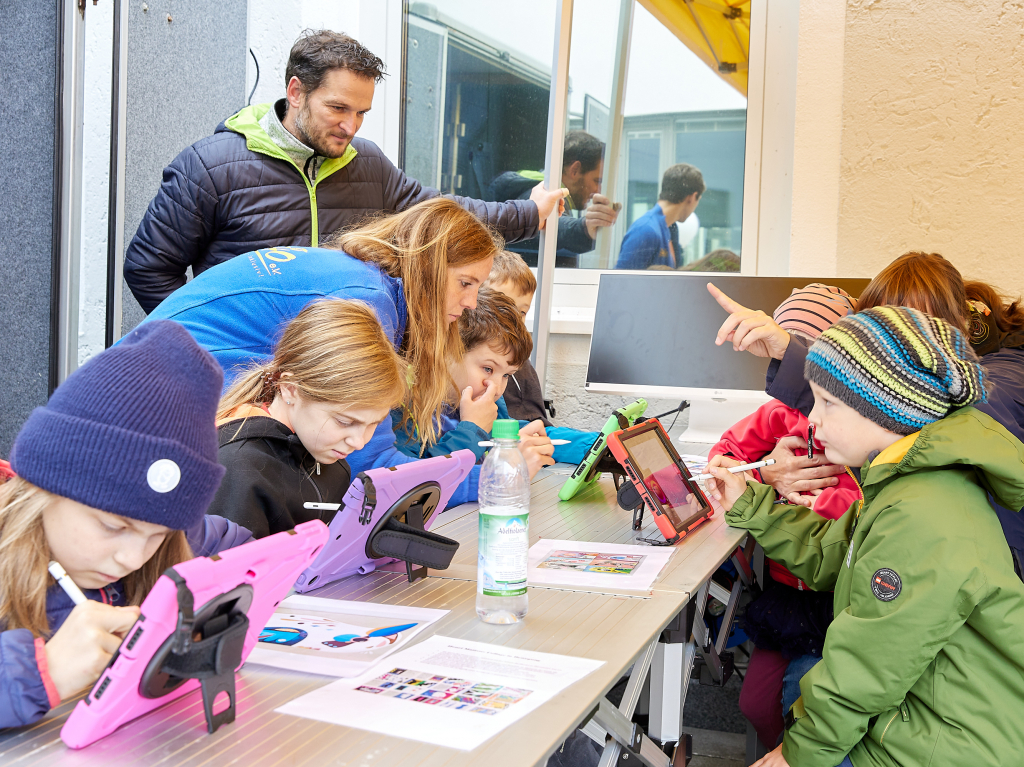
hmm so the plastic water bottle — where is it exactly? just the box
[476,419,530,623]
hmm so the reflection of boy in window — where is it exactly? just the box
[615,164,704,270]
[487,131,620,268]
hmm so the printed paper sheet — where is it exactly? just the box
[276,635,604,750]
[246,595,447,677]
[528,538,675,592]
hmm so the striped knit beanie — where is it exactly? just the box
[804,306,987,435]
[773,283,856,340]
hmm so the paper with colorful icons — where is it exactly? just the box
[246,594,447,677]
[355,668,533,716]
[527,539,677,592]
[276,635,603,750]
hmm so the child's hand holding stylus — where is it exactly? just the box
[44,600,140,699]
[703,455,753,511]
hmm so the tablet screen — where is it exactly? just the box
[620,426,709,531]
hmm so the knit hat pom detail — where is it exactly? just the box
[804,306,987,435]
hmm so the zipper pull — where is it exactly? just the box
[899,702,910,722]
[316,462,321,475]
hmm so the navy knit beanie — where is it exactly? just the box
[10,321,225,530]
[805,306,987,436]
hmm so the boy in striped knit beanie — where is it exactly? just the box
[706,306,1024,767]
[712,285,861,750]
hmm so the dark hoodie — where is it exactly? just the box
[208,416,351,538]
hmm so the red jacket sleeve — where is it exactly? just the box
[709,400,810,467]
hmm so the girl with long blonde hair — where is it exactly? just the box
[145,196,502,505]
[208,299,407,537]
[0,321,251,729]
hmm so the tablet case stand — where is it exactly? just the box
[557,399,649,502]
[294,450,475,593]
[616,481,646,532]
[61,520,328,749]
[367,482,440,583]
[153,570,250,734]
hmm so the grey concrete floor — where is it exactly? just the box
[686,727,746,767]
[680,652,752,766]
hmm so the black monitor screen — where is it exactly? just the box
[587,274,870,391]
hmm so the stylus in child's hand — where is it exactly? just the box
[303,502,341,511]
[694,459,776,482]
[479,439,570,446]
[48,560,88,606]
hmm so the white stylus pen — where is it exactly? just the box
[478,439,571,447]
[693,458,776,482]
[303,502,341,511]
[48,560,87,606]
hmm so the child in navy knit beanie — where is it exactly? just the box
[0,320,251,730]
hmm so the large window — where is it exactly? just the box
[403,1,554,200]
[402,0,751,274]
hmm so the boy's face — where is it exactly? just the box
[807,382,902,468]
[453,343,519,401]
[487,280,535,318]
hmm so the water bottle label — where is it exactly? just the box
[478,510,529,597]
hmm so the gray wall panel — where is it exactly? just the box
[120,0,248,333]
[0,3,59,455]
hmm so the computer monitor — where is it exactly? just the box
[585,274,871,444]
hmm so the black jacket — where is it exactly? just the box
[124,103,542,313]
[504,359,552,426]
[487,170,594,267]
[208,416,351,539]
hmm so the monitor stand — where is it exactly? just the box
[676,392,771,447]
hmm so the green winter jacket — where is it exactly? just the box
[725,407,1024,767]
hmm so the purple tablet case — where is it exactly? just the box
[293,449,475,592]
[60,520,328,749]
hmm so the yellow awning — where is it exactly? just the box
[637,0,750,96]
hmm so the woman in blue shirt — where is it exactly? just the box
[146,197,504,504]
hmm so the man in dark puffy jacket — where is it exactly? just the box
[487,130,619,268]
[124,29,565,313]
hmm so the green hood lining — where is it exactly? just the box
[224,103,358,178]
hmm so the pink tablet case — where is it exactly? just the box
[60,520,328,749]
[294,449,475,593]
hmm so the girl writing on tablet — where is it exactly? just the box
[144,197,504,505]
[208,299,407,538]
[0,322,251,729]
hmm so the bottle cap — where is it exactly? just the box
[491,419,519,440]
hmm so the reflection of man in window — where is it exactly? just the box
[487,131,619,268]
[615,164,704,270]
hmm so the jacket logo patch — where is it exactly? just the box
[871,568,902,601]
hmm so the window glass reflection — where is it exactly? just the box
[608,3,747,271]
[401,0,749,272]
[403,1,554,209]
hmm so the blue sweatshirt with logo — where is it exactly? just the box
[144,246,481,506]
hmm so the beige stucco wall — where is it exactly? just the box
[834,0,1024,300]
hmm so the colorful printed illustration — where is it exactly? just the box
[258,626,308,646]
[536,550,646,575]
[257,613,419,654]
[355,667,533,715]
[322,623,419,649]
